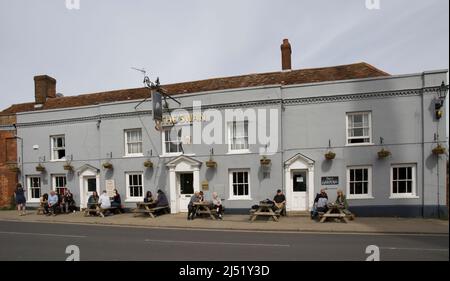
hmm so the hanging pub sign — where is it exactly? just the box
[321,176,339,185]
[152,91,163,121]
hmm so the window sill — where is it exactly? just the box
[227,150,251,155]
[159,153,195,158]
[123,154,144,158]
[125,198,144,203]
[227,197,253,201]
[50,159,66,162]
[347,196,375,200]
[389,195,419,200]
[345,143,374,147]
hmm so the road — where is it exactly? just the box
[0,220,448,261]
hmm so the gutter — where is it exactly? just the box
[421,73,425,217]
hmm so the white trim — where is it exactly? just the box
[346,166,373,200]
[284,153,315,211]
[125,172,144,201]
[228,169,251,200]
[78,165,100,208]
[26,176,41,203]
[124,128,143,157]
[227,121,250,154]
[390,164,418,199]
[345,111,372,145]
[161,128,184,156]
[51,174,67,195]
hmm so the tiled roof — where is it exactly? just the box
[1,62,389,114]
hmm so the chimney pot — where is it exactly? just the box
[280,39,292,71]
[34,75,56,105]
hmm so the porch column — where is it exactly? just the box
[169,167,177,214]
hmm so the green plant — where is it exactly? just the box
[432,144,446,155]
[36,164,46,172]
[102,162,113,169]
[325,151,336,160]
[63,163,74,171]
[144,160,153,168]
[377,148,391,158]
[205,159,217,168]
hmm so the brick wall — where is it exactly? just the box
[0,115,18,208]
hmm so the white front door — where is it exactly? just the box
[81,176,98,208]
[290,170,308,211]
[177,172,194,212]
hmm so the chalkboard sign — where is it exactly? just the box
[321,176,339,185]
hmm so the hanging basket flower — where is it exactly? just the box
[144,160,153,168]
[260,156,271,166]
[377,148,391,158]
[102,162,113,169]
[205,160,217,168]
[8,164,20,173]
[63,163,74,171]
[36,164,46,172]
[325,151,336,160]
[432,144,446,155]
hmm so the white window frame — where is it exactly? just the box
[227,121,250,154]
[125,172,144,202]
[124,129,143,157]
[346,112,373,146]
[50,135,66,161]
[161,127,183,156]
[228,169,252,200]
[26,176,41,203]
[52,174,67,196]
[346,166,373,199]
[390,164,418,199]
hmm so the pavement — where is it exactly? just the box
[0,210,448,234]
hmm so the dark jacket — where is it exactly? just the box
[156,192,168,207]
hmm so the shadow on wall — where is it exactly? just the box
[205,167,216,182]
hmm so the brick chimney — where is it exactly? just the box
[34,75,56,105]
[280,39,292,71]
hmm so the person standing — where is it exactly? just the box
[14,183,26,216]
[62,189,75,213]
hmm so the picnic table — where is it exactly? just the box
[249,202,281,222]
[132,202,170,218]
[83,203,119,217]
[193,201,216,220]
[319,203,348,223]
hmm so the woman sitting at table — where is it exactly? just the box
[111,189,123,213]
[87,191,99,216]
[211,192,224,220]
[40,193,49,214]
[335,189,354,219]
[143,191,154,203]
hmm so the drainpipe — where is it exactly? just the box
[280,86,285,196]
[421,73,425,217]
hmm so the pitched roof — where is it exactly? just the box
[1,62,389,114]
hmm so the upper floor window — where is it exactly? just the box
[51,135,66,161]
[27,176,41,202]
[52,175,67,196]
[228,121,249,153]
[162,127,183,155]
[125,129,143,156]
[391,164,417,199]
[346,112,372,145]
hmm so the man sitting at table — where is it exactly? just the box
[155,189,169,207]
[311,189,329,219]
[273,189,286,216]
[187,192,200,220]
[98,190,111,217]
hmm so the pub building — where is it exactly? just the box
[0,39,447,217]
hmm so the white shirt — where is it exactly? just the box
[98,193,111,208]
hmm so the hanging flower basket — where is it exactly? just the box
[8,164,20,173]
[205,160,217,168]
[36,164,46,172]
[102,162,113,169]
[63,163,74,171]
[377,148,391,158]
[144,160,153,168]
[432,144,446,155]
[260,156,271,166]
[325,151,336,160]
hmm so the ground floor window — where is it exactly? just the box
[52,175,67,196]
[27,176,41,201]
[229,169,250,199]
[126,173,144,200]
[347,166,372,199]
[391,164,417,198]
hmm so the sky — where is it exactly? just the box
[0,0,449,133]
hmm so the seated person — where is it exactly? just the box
[211,192,224,220]
[98,190,111,217]
[45,191,59,216]
[155,189,169,207]
[143,191,154,203]
[187,192,200,220]
[198,191,205,202]
[40,193,49,214]
[111,189,123,213]
[62,189,76,213]
[311,188,328,219]
[273,189,286,216]
[335,189,353,218]
[87,191,99,216]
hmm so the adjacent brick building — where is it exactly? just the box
[0,114,18,208]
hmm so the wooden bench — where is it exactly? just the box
[84,204,119,217]
[133,202,170,218]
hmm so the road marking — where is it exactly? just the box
[0,231,86,238]
[380,247,449,252]
[144,239,290,247]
